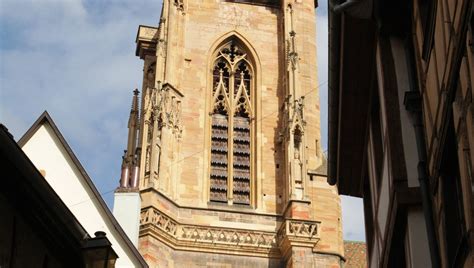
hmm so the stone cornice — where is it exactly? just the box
[139,187,324,258]
[277,217,322,258]
[140,206,280,258]
[139,206,321,258]
[162,83,184,98]
[135,25,158,59]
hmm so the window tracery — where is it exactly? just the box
[210,40,253,205]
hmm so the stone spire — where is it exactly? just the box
[119,89,140,189]
[281,2,308,202]
[113,89,142,247]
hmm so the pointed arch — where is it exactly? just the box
[207,32,260,206]
[207,30,261,75]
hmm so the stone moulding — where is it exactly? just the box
[277,218,321,256]
[136,25,158,58]
[283,219,320,239]
[139,206,321,258]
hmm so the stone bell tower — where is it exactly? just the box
[118,0,344,266]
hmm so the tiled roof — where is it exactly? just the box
[344,241,367,268]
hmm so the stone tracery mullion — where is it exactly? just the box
[236,73,253,117]
[233,72,244,113]
[227,61,235,202]
[210,57,231,203]
[212,71,230,112]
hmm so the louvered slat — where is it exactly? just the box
[210,114,229,203]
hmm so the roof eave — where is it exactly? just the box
[18,111,149,268]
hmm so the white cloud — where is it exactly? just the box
[341,195,366,241]
[1,0,365,242]
[0,0,161,198]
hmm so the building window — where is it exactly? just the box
[209,39,253,205]
[441,113,467,266]
[419,0,437,60]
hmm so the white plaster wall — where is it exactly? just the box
[370,243,379,268]
[113,192,141,247]
[405,207,431,267]
[21,124,141,268]
[390,37,420,188]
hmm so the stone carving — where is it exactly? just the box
[140,207,278,251]
[180,226,275,248]
[137,25,158,42]
[140,206,178,236]
[293,96,305,130]
[217,5,250,29]
[140,207,320,255]
[145,85,183,139]
[142,27,158,40]
[287,37,299,71]
[286,4,299,71]
[287,220,319,238]
[280,96,306,140]
[174,0,185,12]
[277,219,321,245]
[140,84,182,187]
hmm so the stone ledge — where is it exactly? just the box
[135,25,158,58]
[140,186,282,219]
[139,206,321,258]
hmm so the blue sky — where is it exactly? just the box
[0,0,365,241]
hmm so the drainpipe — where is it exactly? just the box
[404,91,441,268]
[327,0,342,185]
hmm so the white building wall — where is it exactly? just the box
[21,124,141,268]
[390,37,420,188]
[113,192,141,247]
[405,207,432,267]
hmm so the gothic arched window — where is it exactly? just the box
[209,40,254,205]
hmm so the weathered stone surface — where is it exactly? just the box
[130,0,344,267]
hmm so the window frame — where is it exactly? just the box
[208,39,256,206]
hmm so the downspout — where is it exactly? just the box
[327,0,342,185]
[403,0,472,264]
[404,91,441,268]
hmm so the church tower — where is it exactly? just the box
[119,0,344,266]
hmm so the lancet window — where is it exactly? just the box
[209,40,253,205]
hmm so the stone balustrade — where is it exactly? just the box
[140,206,321,257]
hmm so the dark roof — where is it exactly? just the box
[1,124,87,267]
[344,241,368,268]
[327,3,377,196]
[18,111,149,268]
